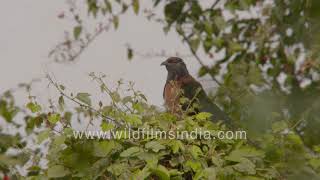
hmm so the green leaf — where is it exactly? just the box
[122,3,129,13]
[314,145,320,153]
[63,111,72,123]
[113,15,119,29]
[214,16,227,31]
[204,21,213,35]
[212,38,224,48]
[47,165,69,178]
[58,96,65,111]
[179,97,189,104]
[145,141,165,153]
[52,135,66,147]
[198,66,208,77]
[229,41,243,52]
[272,121,288,133]
[37,130,50,144]
[151,165,170,180]
[138,93,148,102]
[190,1,202,17]
[27,165,41,176]
[26,102,41,113]
[104,0,112,12]
[190,38,200,52]
[101,106,112,116]
[0,100,19,122]
[63,128,73,136]
[309,158,320,170]
[170,140,185,153]
[185,160,202,172]
[48,113,61,124]
[169,140,184,153]
[93,141,114,157]
[125,114,142,126]
[163,26,170,34]
[127,47,133,60]
[88,0,98,17]
[133,166,151,180]
[75,92,92,106]
[132,0,139,14]
[248,62,264,85]
[90,158,110,179]
[107,163,127,176]
[59,84,65,90]
[164,1,184,24]
[211,156,223,167]
[73,26,82,40]
[194,167,216,180]
[233,158,256,175]
[203,36,213,53]
[225,147,265,162]
[0,155,22,166]
[122,96,132,104]
[101,121,114,131]
[190,145,203,159]
[26,116,43,133]
[168,169,183,178]
[195,112,212,120]
[120,147,142,157]
[138,152,158,167]
[133,102,144,113]
[239,0,252,10]
[110,91,120,102]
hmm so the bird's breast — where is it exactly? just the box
[164,80,183,114]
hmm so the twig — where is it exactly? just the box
[46,74,121,127]
[184,88,202,113]
[50,8,124,63]
[93,77,123,112]
[210,0,221,9]
[181,33,223,86]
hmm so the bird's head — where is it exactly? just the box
[161,57,189,80]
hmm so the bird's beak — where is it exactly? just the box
[161,61,168,66]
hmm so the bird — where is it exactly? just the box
[161,57,231,124]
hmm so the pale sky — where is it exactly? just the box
[0,0,216,108]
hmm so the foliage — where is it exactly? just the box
[0,75,319,179]
[1,0,320,179]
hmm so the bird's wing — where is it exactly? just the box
[180,76,231,123]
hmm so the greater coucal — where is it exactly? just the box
[161,57,231,123]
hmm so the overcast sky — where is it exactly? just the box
[0,0,218,109]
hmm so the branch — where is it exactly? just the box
[181,33,223,86]
[46,74,121,127]
[49,6,125,63]
[210,0,221,9]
